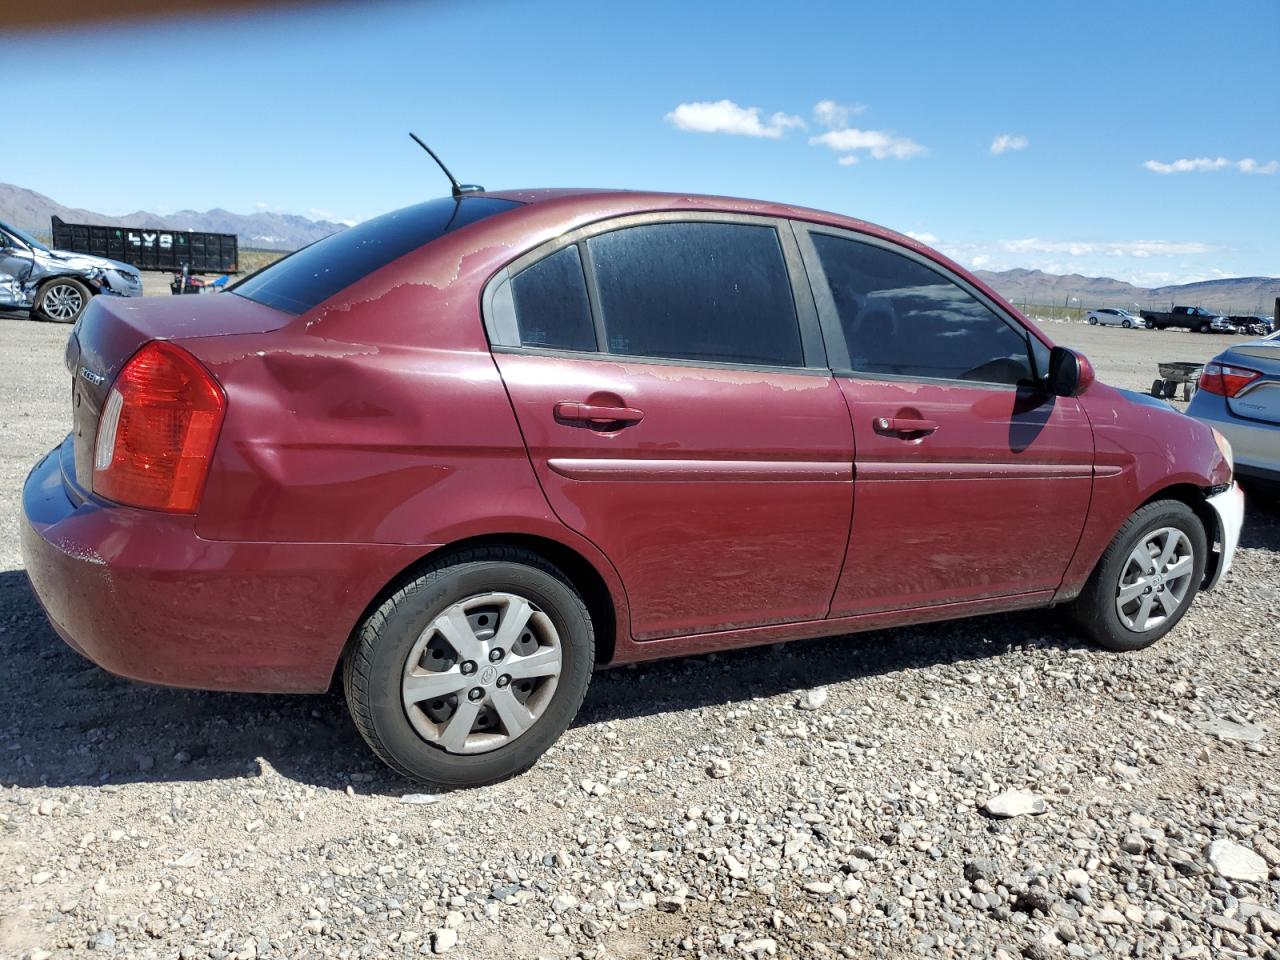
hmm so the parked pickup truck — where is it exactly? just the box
[1140,305,1233,333]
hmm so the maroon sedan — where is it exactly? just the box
[22,189,1244,787]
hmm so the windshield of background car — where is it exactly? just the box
[230,196,520,314]
[1,222,49,251]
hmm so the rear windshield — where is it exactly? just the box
[230,196,520,314]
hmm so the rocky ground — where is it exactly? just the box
[1,315,1277,959]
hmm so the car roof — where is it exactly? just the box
[480,187,924,251]
[461,187,1048,337]
[471,187,1020,314]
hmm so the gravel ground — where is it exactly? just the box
[1,313,1277,960]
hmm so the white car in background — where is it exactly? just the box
[1087,308,1141,328]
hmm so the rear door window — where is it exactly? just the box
[509,245,596,351]
[809,232,1033,386]
[586,222,804,367]
[231,196,519,314]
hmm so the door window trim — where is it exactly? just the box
[482,211,830,374]
[791,222,1045,390]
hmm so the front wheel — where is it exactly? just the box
[1088,316,1098,325]
[1068,500,1207,651]
[344,547,595,787]
[35,278,91,323]
[1122,319,1132,328]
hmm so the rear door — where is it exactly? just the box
[487,214,855,641]
[794,223,1094,616]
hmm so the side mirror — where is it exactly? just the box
[1047,346,1095,397]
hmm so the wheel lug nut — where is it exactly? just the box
[489,648,504,662]
[496,675,510,688]
[460,660,476,675]
[468,687,484,702]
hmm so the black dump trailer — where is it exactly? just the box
[51,216,238,274]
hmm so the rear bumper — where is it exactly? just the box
[21,438,430,693]
[1203,482,1245,591]
[1187,392,1280,475]
[1235,463,1280,485]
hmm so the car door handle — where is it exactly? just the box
[555,402,645,425]
[874,416,938,437]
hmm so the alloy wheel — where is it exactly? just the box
[1114,527,1195,632]
[401,592,562,754]
[42,283,85,321]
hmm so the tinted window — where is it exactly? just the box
[587,222,803,367]
[232,196,519,314]
[510,245,596,351]
[812,234,1032,385]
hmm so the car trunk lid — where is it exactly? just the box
[1223,341,1280,425]
[66,293,291,491]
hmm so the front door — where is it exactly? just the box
[0,232,34,308]
[795,225,1094,616]
[487,216,855,641]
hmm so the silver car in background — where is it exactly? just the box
[1188,329,1280,491]
[1087,307,1142,328]
[0,219,142,323]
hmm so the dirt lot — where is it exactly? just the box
[1,314,1277,960]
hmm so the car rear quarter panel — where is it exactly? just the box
[1056,383,1231,598]
[186,214,633,655]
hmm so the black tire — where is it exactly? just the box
[1145,320,1155,329]
[1068,499,1207,652]
[1088,316,1098,325]
[1197,322,1210,333]
[1122,319,1132,328]
[344,546,595,787]
[34,277,92,323]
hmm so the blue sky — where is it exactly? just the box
[4,0,1277,285]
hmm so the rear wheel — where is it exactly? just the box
[1069,500,1206,651]
[344,547,595,787]
[35,278,91,323]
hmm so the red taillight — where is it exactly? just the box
[92,341,226,513]
[1200,361,1262,398]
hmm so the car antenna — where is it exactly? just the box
[409,133,484,197]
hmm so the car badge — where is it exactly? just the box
[79,366,107,387]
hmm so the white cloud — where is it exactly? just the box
[905,230,938,244]
[810,127,926,161]
[1237,158,1280,175]
[1143,156,1278,175]
[837,155,859,166]
[1002,238,1214,258]
[813,99,867,129]
[970,254,992,268]
[990,133,1028,155]
[665,99,805,138]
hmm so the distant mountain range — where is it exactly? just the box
[2,182,1276,312]
[974,267,1279,315]
[0,183,346,251]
